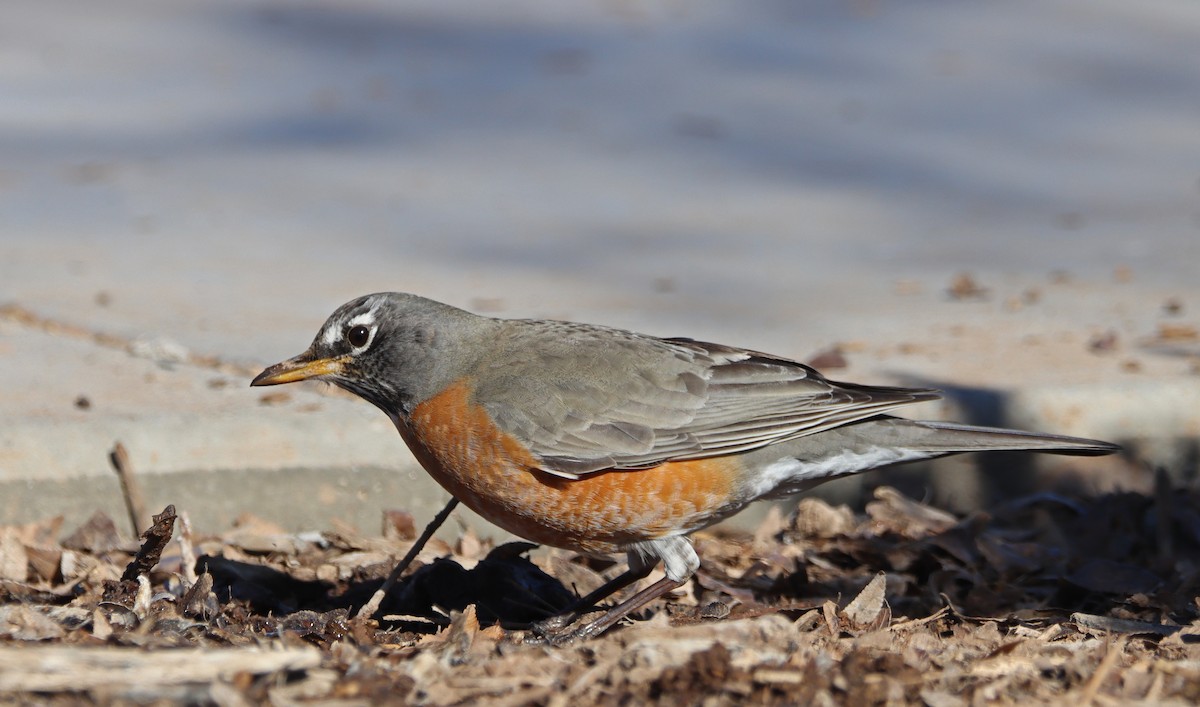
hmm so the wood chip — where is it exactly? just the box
[1069,613,1181,637]
[0,605,65,641]
[1156,323,1198,341]
[6,480,1200,704]
[0,646,321,692]
[0,530,28,582]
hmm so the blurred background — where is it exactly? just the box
[2,0,1198,533]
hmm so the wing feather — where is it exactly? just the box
[472,320,939,477]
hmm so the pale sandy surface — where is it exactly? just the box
[1,0,1198,530]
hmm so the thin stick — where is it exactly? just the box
[109,442,150,536]
[887,605,951,632]
[178,510,199,586]
[356,497,460,619]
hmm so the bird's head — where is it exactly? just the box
[251,292,491,416]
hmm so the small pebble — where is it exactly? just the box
[1088,331,1119,353]
[258,391,291,406]
[947,273,987,300]
[1120,359,1142,373]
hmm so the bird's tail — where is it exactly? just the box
[749,416,1119,498]
[894,419,1120,456]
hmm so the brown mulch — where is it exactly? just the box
[3,485,1200,705]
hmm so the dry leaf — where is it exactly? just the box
[790,498,855,539]
[843,573,887,625]
[867,487,957,536]
[383,510,417,541]
[61,511,123,554]
[24,545,62,583]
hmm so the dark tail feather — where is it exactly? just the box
[912,420,1120,456]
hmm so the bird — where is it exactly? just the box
[251,292,1119,639]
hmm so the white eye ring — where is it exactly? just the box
[347,325,372,349]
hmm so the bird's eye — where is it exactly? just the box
[347,325,371,348]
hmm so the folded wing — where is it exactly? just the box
[475,322,939,478]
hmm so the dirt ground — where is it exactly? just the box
[2,478,1200,706]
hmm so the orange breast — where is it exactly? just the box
[396,379,743,553]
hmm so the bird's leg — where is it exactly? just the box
[567,575,685,641]
[531,561,654,634]
[356,497,460,619]
[534,537,699,642]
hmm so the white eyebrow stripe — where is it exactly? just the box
[347,312,376,329]
[321,299,382,349]
[322,324,342,346]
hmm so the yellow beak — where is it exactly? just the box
[250,352,348,386]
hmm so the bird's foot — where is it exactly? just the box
[525,610,602,646]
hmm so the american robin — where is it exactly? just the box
[252,292,1118,639]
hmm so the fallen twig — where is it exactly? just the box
[109,442,150,536]
[357,497,460,619]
